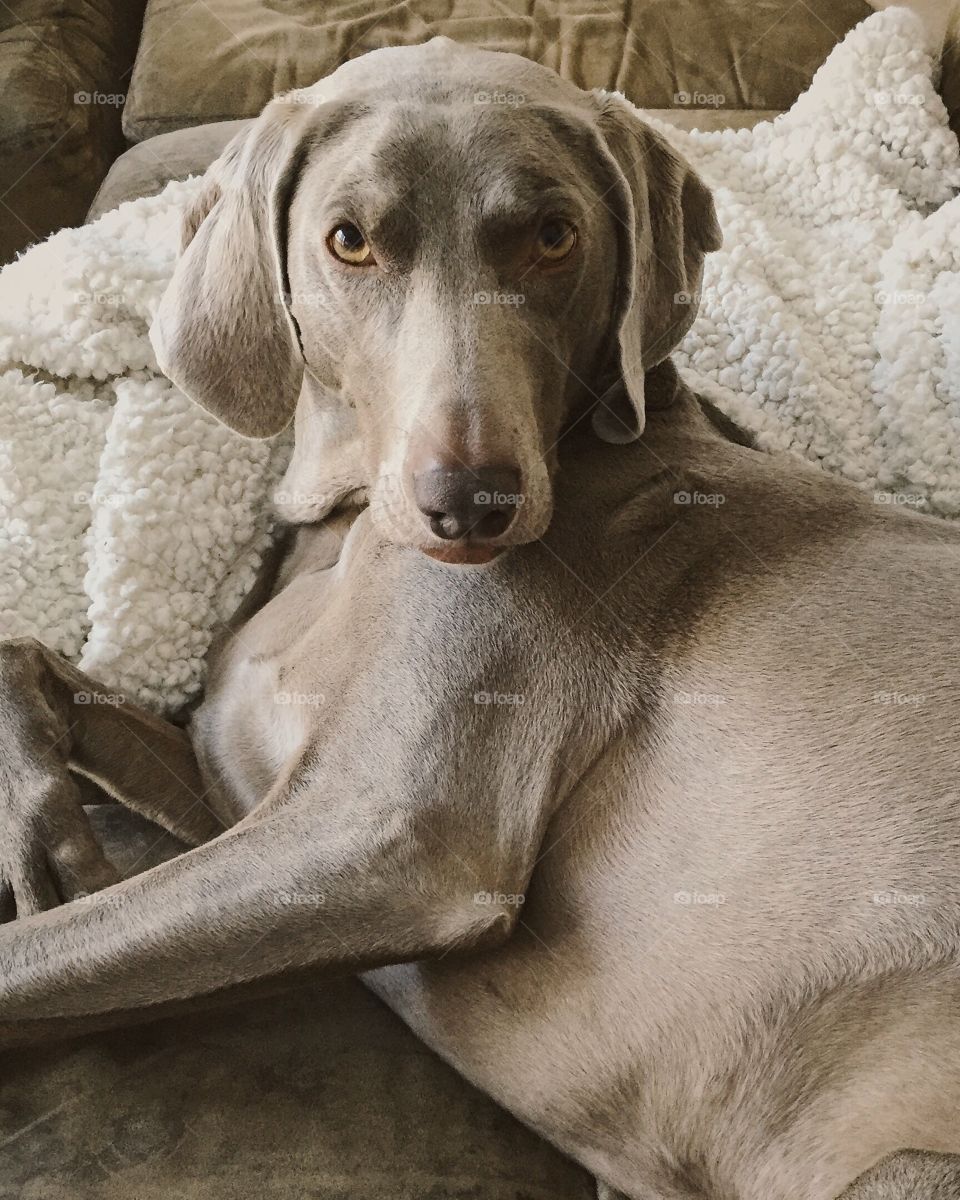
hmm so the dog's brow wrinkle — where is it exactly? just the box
[478,181,580,227]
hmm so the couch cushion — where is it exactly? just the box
[1,980,595,1200]
[123,0,876,142]
[0,0,146,263]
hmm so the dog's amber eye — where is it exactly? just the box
[535,218,577,263]
[327,223,375,266]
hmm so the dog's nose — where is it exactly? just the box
[412,464,523,541]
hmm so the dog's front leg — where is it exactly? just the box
[0,637,225,921]
[0,760,531,1049]
[838,1151,960,1199]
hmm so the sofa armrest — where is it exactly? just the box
[0,0,147,264]
[86,119,251,220]
[944,2,960,139]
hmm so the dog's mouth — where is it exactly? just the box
[422,542,508,566]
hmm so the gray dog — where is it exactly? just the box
[1,39,959,1200]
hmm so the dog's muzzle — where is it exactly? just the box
[412,463,523,563]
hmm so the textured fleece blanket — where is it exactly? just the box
[0,7,957,714]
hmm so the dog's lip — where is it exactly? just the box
[422,542,507,566]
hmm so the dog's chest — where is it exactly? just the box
[193,568,351,816]
[191,643,309,816]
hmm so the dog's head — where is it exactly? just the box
[151,38,720,566]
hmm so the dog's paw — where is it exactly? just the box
[0,773,119,922]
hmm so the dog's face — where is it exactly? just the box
[283,98,621,563]
[151,39,720,565]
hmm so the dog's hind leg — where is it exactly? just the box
[837,1151,960,1199]
[0,637,224,919]
[603,1152,960,1199]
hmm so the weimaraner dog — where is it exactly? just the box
[1,38,959,1200]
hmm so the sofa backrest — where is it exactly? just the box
[123,0,960,143]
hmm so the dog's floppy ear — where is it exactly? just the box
[590,93,722,443]
[150,101,314,439]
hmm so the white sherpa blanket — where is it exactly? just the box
[0,7,957,714]
[0,192,292,712]
[665,6,960,511]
